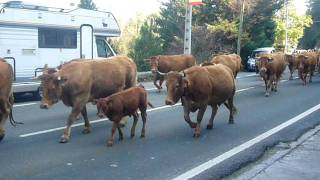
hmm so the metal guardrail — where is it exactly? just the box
[34,68,44,78]
[3,57,16,81]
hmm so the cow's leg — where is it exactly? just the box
[60,102,85,143]
[289,66,294,80]
[265,79,272,97]
[117,126,123,141]
[81,106,91,134]
[0,115,7,142]
[207,105,218,130]
[183,104,196,128]
[153,74,161,92]
[159,77,164,90]
[140,109,147,138]
[194,105,207,138]
[309,67,314,83]
[130,112,139,138]
[227,97,235,124]
[107,120,119,147]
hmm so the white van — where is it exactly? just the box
[0,1,120,95]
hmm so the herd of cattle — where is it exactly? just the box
[0,50,319,146]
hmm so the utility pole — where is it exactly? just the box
[184,3,193,54]
[285,0,289,53]
[237,0,245,55]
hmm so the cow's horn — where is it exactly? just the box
[157,71,167,76]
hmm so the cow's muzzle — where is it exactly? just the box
[40,103,49,109]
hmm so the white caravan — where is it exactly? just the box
[0,1,120,94]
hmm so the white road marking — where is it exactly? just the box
[236,87,255,93]
[146,88,158,91]
[13,102,37,107]
[172,103,320,180]
[236,74,257,79]
[19,87,254,138]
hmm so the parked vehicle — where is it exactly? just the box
[247,47,275,72]
[0,1,120,96]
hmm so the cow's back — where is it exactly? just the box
[211,55,238,78]
[270,53,286,77]
[158,55,196,73]
[184,65,234,104]
[58,56,137,102]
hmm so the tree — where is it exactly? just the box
[109,14,146,55]
[130,15,164,71]
[273,2,312,51]
[299,0,320,49]
[156,0,186,54]
[78,0,97,10]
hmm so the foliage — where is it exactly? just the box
[109,14,146,56]
[273,2,312,51]
[155,0,186,54]
[78,0,97,10]
[129,16,164,72]
[299,0,320,49]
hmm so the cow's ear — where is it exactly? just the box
[107,99,113,108]
[56,76,67,86]
[182,78,189,89]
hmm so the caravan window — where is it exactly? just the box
[96,38,113,58]
[38,28,77,49]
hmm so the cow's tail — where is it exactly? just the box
[147,101,154,108]
[8,95,23,127]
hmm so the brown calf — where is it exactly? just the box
[95,86,153,146]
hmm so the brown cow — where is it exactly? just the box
[211,54,242,78]
[39,56,137,143]
[285,54,299,80]
[297,52,317,85]
[164,64,236,137]
[257,53,286,97]
[0,59,14,142]
[145,54,196,91]
[95,86,153,146]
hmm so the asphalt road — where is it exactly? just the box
[1,71,320,180]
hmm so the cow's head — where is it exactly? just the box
[165,71,188,105]
[95,98,112,118]
[285,54,294,65]
[257,56,273,78]
[39,65,65,109]
[146,56,160,73]
[297,55,308,72]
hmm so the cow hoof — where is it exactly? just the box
[59,136,69,143]
[82,128,91,134]
[229,120,235,124]
[193,133,200,138]
[189,123,197,129]
[140,134,145,138]
[107,141,114,147]
[265,93,269,97]
[206,124,213,130]
[0,134,5,142]
[130,134,135,138]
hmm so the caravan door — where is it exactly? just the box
[80,24,93,59]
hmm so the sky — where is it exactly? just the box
[0,0,308,23]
